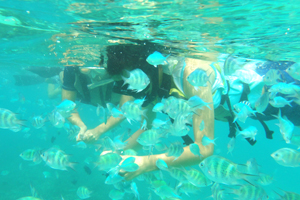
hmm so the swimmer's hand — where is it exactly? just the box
[76,127,100,143]
[119,155,157,181]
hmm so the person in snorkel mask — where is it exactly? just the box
[61,42,160,144]
[61,40,216,181]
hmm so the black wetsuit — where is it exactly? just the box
[62,66,113,107]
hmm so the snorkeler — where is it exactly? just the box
[62,40,300,181]
[61,41,214,181]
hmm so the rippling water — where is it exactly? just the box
[1,0,300,68]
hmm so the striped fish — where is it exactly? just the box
[31,115,47,129]
[184,168,212,187]
[96,152,122,171]
[176,182,202,196]
[136,129,163,147]
[122,68,150,92]
[0,108,25,132]
[19,149,42,164]
[168,167,188,183]
[199,155,254,185]
[121,100,146,123]
[41,147,76,171]
[271,148,300,167]
[77,186,92,199]
[186,68,212,90]
[224,55,243,76]
[232,185,268,200]
[167,142,184,160]
[275,190,300,200]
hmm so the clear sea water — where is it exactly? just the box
[0,0,300,199]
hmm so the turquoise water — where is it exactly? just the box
[1,0,300,199]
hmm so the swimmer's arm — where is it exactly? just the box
[123,70,214,180]
[123,103,156,151]
[155,65,215,166]
[48,83,61,99]
[94,95,134,137]
[62,88,86,129]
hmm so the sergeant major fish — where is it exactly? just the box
[77,186,92,199]
[231,184,268,200]
[286,62,300,81]
[31,115,47,129]
[0,108,25,132]
[271,148,300,167]
[41,147,76,171]
[186,69,212,91]
[223,55,243,76]
[121,100,146,123]
[95,152,122,171]
[122,68,150,92]
[199,155,254,185]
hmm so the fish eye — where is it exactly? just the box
[200,162,204,167]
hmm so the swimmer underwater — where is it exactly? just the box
[61,40,300,181]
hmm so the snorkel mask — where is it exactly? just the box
[79,66,114,90]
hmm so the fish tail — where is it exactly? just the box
[142,109,148,119]
[17,119,27,127]
[212,137,218,146]
[207,70,214,86]
[206,104,212,110]
[241,173,259,186]
[68,162,78,171]
[121,76,128,86]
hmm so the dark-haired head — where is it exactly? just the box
[101,40,166,76]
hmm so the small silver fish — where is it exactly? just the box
[237,126,257,141]
[146,51,169,67]
[263,69,282,85]
[156,159,168,171]
[286,63,300,81]
[189,143,201,157]
[271,148,300,167]
[269,96,293,108]
[254,92,269,114]
[199,120,205,131]
[227,137,236,155]
[201,135,217,146]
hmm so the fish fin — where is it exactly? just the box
[121,76,128,86]
[127,118,132,124]
[207,70,214,86]
[17,119,27,127]
[142,109,148,119]
[68,162,78,171]
[212,137,218,145]
[241,173,259,186]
